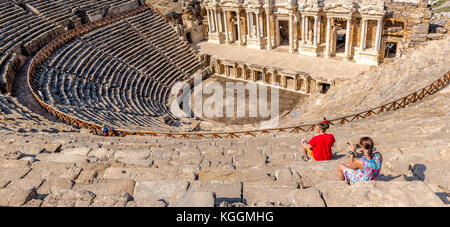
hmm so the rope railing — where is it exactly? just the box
[26,5,450,139]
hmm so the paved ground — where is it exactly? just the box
[193,41,373,80]
[433,0,450,10]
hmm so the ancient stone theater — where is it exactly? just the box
[0,0,448,207]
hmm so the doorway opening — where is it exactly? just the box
[319,83,331,94]
[186,32,192,44]
[385,42,397,59]
[279,20,289,46]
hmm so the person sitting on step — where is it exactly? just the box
[337,137,383,184]
[300,121,335,161]
[102,124,112,137]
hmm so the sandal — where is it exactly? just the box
[302,155,310,161]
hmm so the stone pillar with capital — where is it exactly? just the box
[255,11,260,38]
[301,15,306,44]
[224,10,229,44]
[271,73,277,86]
[266,9,272,50]
[326,17,332,58]
[250,12,254,38]
[360,18,367,50]
[275,16,279,48]
[374,18,383,52]
[313,15,318,46]
[305,16,309,43]
[206,9,212,33]
[236,10,242,45]
[246,12,250,39]
[289,13,294,53]
[214,9,219,34]
[344,18,352,60]
[317,16,321,44]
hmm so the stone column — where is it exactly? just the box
[236,10,242,45]
[246,12,250,39]
[206,9,212,33]
[305,16,309,43]
[250,12,254,38]
[302,15,306,44]
[275,16,279,48]
[266,9,272,50]
[224,10,230,44]
[313,15,318,46]
[218,10,223,32]
[317,16,321,43]
[344,18,352,60]
[293,77,298,90]
[326,17,332,58]
[360,18,367,50]
[214,9,219,34]
[255,11,260,38]
[289,14,294,53]
[375,18,383,52]
[271,73,277,86]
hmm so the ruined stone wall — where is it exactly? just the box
[385,1,432,46]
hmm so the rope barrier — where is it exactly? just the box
[26,6,450,139]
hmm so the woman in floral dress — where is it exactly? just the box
[337,137,383,184]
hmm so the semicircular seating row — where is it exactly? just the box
[0,0,143,93]
[0,1,62,93]
[31,9,203,131]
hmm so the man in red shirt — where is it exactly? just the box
[301,122,335,161]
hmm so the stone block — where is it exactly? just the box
[102,167,193,181]
[88,148,115,160]
[62,147,92,156]
[6,178,44,191]
[316,181,445,207]
[0,167,31,182]
[43,189,96,207]
[133,180,189,205]
[90,193,133,207]
[0,159,30,168]
[26,162,81,180]
[73,178,135,196]
[288,188,325,207]
[37,178,75,195]
[42,144,62,153]
[0,187,37,206]
[188,181,242,204]
[173,191,216,207]
[243,181,299,206]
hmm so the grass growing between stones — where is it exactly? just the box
[431,0,448,9]
[433,6,450,13]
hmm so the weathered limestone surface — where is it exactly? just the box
[317,181,445,207]
[173,191,216,207]
[0,188,37,207]
[0,1,448,207]
[133,180,189,206]
[188,181,242,204]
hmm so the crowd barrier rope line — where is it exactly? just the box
[27,5,450,139]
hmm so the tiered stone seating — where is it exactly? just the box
[126,10,203,78]
[21,0,140,25]
[0,92,74,134]
[31,9,202,130]
[282,36,450,126]
[0,1,64,93]
[0,86,448,206]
